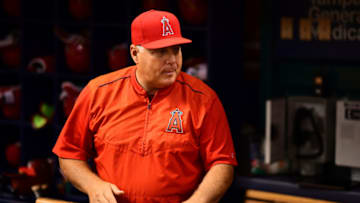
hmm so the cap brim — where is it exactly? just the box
[141,37,192,49]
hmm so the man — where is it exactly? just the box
[53,10,237,203]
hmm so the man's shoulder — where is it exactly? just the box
[88,66,134,88]
[177,72,216,98]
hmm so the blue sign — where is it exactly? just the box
[274,0,360,60]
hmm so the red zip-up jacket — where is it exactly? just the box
[53,65,237,202]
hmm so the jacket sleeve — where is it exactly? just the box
[199,95,238,171]
[53,81,95,161]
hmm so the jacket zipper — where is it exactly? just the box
[142,93,156,156]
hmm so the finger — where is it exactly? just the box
[104,190,118,203]
[93,195,109,203]
[110,183,125,195]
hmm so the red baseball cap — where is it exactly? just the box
[131,10,192,49]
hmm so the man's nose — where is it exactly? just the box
[165,50,177,64]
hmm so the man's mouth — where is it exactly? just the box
[162,67,177,74]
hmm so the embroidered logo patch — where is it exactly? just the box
[166,108,184,134]
[161,16,174,36]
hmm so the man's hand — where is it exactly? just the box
[58,158,125,203]
[88,181,124,203]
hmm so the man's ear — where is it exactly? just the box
[130,44,139,64]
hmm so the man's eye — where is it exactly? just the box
[150,46,180,55]
[152,49,165,55]
[173,46,180,54]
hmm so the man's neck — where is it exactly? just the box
[135,69,157,96]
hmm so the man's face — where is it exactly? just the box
[134,45,183,93]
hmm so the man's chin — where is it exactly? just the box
[157,79,176,89]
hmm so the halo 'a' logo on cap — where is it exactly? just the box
[161,16,174,36]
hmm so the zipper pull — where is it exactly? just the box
[147,103,151,109]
